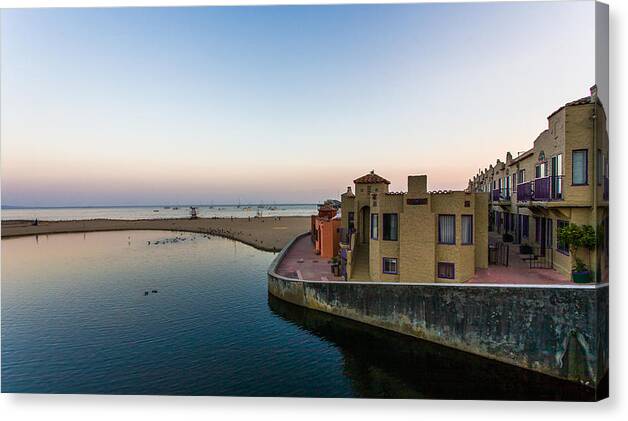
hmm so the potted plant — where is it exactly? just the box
[558,223,598,283]
[330,256,340,276]
[519,243,533,254]
[502,232,514,243]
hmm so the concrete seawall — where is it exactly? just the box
[268,234,608,390]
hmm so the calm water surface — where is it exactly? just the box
[1,204,317,221]
[1,231,596,399]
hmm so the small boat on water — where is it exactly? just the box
[153,209,159,212]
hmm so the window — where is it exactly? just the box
[437,262,455,279]
[554,153,563,176]
[461,215,473,245]
[557,220,569,254]
[518,169,526,183]
[348,212,355,230]
[370,214,378,240]
[572,149,588,185]
[382,213,398,241]
[367,185,372,193]
[383,257,398,274]
[535,162,547,179]
[438,214,455,244]
[597,149,604,185]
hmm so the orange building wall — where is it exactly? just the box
[318,218,341,259]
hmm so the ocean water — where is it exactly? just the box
[1,230,596,399]
[1,204,317,221]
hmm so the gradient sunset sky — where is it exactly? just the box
[1,2,597,206]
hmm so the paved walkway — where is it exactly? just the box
[276,234,343,282]
[468,235,571,285]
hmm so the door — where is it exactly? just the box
[516,214,522,244]
[360,206,370,244]
[551,154,563,199]
[540,217,547,256]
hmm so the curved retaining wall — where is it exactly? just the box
[268,234,608,388]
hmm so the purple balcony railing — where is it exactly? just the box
[535,176,563,201]
[534,177,551,200]
[604,177,609,201]
[518,176,563,202]
[517,182,534,202]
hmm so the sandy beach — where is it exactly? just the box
[1,217,311,252]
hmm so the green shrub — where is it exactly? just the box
[557,223,598,272]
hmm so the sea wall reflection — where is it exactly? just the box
[267,294,598,401]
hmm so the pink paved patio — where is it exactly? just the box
[276,233,573,285]
[276,234,343,282]
[467,234,572,285]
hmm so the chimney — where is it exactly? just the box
[408,175,428,195]
[590,85,598,102]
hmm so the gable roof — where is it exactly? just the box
[547,95,600,119]
[353,171,391,185]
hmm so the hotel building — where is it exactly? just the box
[340,171,488,283]
[469,86,609,282]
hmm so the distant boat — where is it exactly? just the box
[153,209,159,212]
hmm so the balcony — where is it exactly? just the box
[517,182,534,202]
[517,176,563,203]
[492,188,511,204]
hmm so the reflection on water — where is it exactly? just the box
[1,231,353,396]
[267,295,598,401]
[2,230,601,399]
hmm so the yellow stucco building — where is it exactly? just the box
[340,171,488,283]
[469,86,609,282]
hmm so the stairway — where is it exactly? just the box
[350,244,370,280]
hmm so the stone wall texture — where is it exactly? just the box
[268,234,609,388]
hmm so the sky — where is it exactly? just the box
[1,2,597,206]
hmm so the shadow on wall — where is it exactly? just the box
[268,294,606,401]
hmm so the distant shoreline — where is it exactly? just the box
[1,204,318,210]
[1,217,311,253]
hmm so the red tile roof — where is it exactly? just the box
[353,171,390,185]
[547,95,601,119]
